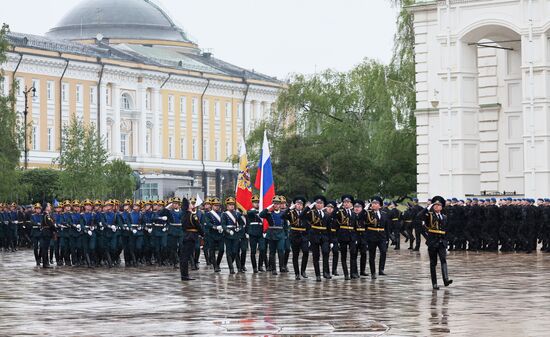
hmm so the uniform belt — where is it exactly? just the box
[368,227,385,232]
[154,224,165,227]
[355,228,366,232]
[311,225,327,231]
[291,227,306,231]
[170,223,182,226]
[269,226,283,229]
[249,222,261,225]
[32,226,40,229]
[339,226,354,230]
[428,229,446,235]
[186,228,198,232]
[330,229,337,232]
[131,224,139,227]
[405,220,412,223]
[12,221,19,224]
[392,218,399,221]
[226,225,235,229]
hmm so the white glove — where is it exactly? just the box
[161,216,168,221]
[308,242,311,247]
[76,224,81,229]
[111,225,116,231]
[218,227,223,233]
[262,233,267,238]
[337,203,343,209]
[99,222,103,226]
[87,230,92,236]
[235,227,240,232]
[162,228,167,232]
[427,204,433,211]
[330,243,334,249]
[245,233,249,239]
[229,230,234,236]
[267,204,274,210]
[290,203,296,210]
[147,228,153,234]
[132,229,137,234]
[100,227,104,231]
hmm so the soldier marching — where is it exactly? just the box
[3,194,550,289]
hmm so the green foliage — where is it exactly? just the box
[104,159,135,200]
[0,24,24,202]
[19,169,61,203]
[247,0,418,200]
[56,118,108,199]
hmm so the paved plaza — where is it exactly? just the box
[1,247,549,336]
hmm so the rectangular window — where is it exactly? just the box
[16,77,23,97]
[106,86,112,106]
[203,99,208,116]
[47,128,53,151]
[90,87,96,105]
[32,79,40,102]
[180,137,185,158]
[168,136,173,158]
[121,134,127,156]
[180,96,187,119]
[47,81,54,101]
[214,101,220,118]
[203,139,208,160]
[32,126,38,150]
[214,140,220,161]
[237,103,243,120]
[146,91,151,110]
[226,141,230,158]
[192,98,198,116]
[62,83,68,102]
[192,138,197,160]
[168,95,174,113]
[76,84,83,104]
[225,102,231,119]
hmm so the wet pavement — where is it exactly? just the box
[1,246,550,337]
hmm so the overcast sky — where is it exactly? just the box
[2,0,398,80]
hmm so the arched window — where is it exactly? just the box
[121,93,132,110]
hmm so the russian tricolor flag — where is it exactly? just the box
[254,131,275,232]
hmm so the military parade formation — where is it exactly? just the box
[1,194,550,289]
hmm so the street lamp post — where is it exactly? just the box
[22,86,36,170]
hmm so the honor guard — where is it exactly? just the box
[334,195,356,280]
[418,196,453,290]
[40,203,56,268]
[221,197,245,274]
[180,198,203,281]
[351,199,367,279]
[366,196,389,279]
[30,203,43,266]
[259,196,288,275]
[247,194,267,273]
[286,196,309,280]
[206,197,224,272]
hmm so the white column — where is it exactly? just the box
[99,83,108,149]
[254,101,261,122]
[138,85,147,157]
[132,121,138,157]
[152,88,161,158]
[112,84,121,158]
[244,101,252,135]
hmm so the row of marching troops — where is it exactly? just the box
[401,197,550,254]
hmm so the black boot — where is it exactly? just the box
[251,253,258,273]
[431,264,439,290]
[227,255,235,274]
[442,263,453,287]
[271,254,278,275]
[236,254,244,273]
[215,252,223,272]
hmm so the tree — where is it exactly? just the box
[19,169,61,204]
[104,159,135,200]
[0,24,23,202]
[56,118,108,199]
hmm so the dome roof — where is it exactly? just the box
[46,0,193,44]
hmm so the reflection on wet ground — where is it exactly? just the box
[1,247,550,336]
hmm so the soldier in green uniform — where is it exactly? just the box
[152,200,169,266]
[286,196,310,280]
[280,196,291,273]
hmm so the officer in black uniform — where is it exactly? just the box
[286,196,310,280]
[418,196,453,290]
[365,196,389,279]
[180,198,203,281]
[247,195,266,273]
[40,203,56,268]
[334,196,356,280]
[351,199,367,279]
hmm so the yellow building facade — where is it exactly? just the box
[1,0,282,199]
